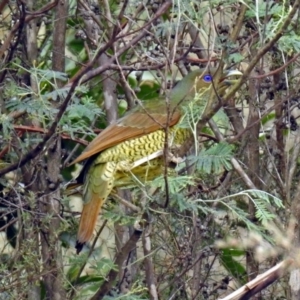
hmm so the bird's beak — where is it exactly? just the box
[221,69,243,85]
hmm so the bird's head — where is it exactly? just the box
[171,67,243,102]
[191,67,243,95]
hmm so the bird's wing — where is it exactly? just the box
[69,107,181,165]
[69,67,234,166]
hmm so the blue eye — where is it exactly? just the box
[203,74,212,82]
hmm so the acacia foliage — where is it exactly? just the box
[0,0,300,299]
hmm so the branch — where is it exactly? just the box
[251,53,300,79]
[90,228,143,300]
[177,0,300,158]
[224,0,300,102]
[69,220,108,299]
[0,0,9,13]
[0,0,173,178]
[68,1,173,86]
[218,259,293,300]
[0,1,59,58]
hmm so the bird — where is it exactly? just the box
[68,67,242,253]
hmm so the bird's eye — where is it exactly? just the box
[203,74,212,82]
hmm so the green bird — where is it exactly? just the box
[69,67,242,253]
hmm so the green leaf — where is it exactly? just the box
[151,175,195,193]
[219,248,247,285]
[229,52,244,63]
[194,142,234,173]
[136,79,160,100]
[0,114,14,140]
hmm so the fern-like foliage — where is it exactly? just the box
[197,189,284,231]
[151,175,195,194]
[4,67,70,127]
[245,189,284,225]
[60,96,103,139]
[192,142,234,173]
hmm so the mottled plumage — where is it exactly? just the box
[69,68,242,253]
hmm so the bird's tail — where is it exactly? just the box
[76,162,115,254]
[76,193,104,254]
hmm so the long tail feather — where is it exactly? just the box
[76,193,104,254]
[75,162,116,254]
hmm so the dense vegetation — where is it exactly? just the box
[1,0,300,299]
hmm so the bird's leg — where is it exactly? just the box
[127,150,184,170]
[165,152,186,165]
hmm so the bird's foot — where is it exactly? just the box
[166,152,185,164]
[117,161,135,172]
